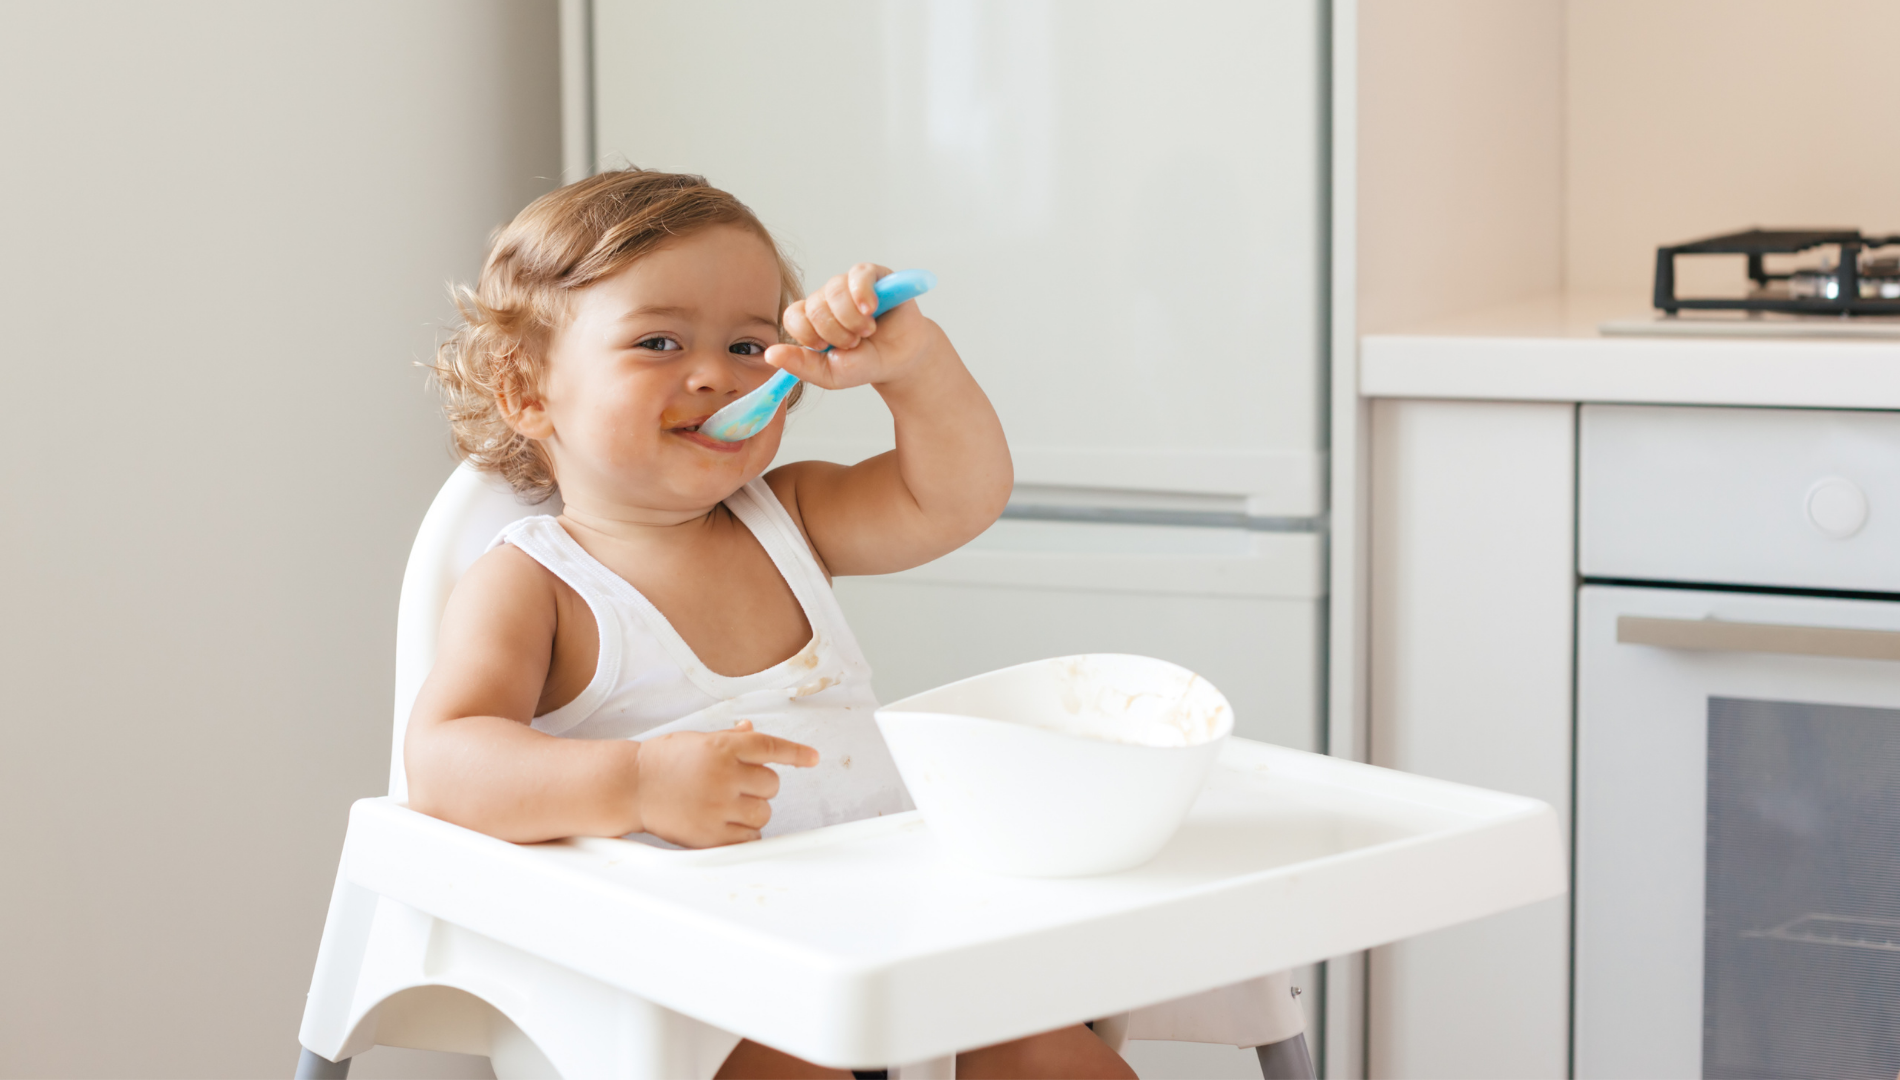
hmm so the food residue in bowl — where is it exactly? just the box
[1042,656,1231,748]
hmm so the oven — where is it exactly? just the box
[1574,404,1900,1078]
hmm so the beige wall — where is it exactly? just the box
[0,4,557,1077]
[1356,0,1565,334]
[1358,0,1900,329]
[1566,0,1900,294]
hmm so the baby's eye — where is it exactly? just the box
[729,341,767,357]
[634,335,681,352]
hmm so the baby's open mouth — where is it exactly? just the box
[668,414,745,451]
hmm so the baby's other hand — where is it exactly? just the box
[635,720,817,848]
[769,263,948,391]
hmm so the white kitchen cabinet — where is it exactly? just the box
[1365,399,1576,1079]
[1358,299,1900,1079]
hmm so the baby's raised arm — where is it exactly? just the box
[404,548,817,845]
[765,264,1013,576]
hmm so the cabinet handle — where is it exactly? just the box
[1617,615,1900,662]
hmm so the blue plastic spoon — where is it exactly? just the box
[699,268,937,443]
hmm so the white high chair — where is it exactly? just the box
[295,464,1565,1078]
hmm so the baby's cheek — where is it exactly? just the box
[748,425,786,466]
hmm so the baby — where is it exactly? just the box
[405,169,1135,1080]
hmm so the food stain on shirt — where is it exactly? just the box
[791,637,822,669]
[793,676,837,698]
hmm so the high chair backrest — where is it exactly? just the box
[389,463,562,800]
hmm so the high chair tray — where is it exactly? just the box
[341,737,1563,1067]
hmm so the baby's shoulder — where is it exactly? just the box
[447,540,569,623]
[466,538,554,580]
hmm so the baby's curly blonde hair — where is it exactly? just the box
[434,168,803,501]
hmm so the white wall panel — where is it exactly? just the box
[1365,399,1575,1079]
[594,0,1325,515]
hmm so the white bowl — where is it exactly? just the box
[874,654,1233,877]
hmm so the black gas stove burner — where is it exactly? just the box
[1655,229,1900,316]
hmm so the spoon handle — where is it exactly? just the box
[699,269,936,442]
[862,268,937,319]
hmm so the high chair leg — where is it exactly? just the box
[890,1054,955,1079]
[1254,1032,1315,1080]
[295,1046,350,1079]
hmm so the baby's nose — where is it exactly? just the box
[684,354,741,393]
[687,353,761,395]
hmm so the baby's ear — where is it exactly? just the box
[497,386,553,440]
[493,346,553,438]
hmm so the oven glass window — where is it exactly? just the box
[1704,696,1900,1079]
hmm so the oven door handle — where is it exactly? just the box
[1616,615,1900,662]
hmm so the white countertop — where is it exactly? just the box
[1360,292,1900,409]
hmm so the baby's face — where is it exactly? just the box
[536,226,787,514]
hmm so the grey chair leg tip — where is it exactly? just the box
[296,1046,351,1079]
[1254,1031,1315,1080]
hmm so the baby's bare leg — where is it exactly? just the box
[715,1038,851,1080]
[956,1024,1136,1080]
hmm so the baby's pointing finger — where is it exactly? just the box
[733,732,819,769]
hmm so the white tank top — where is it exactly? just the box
[490,478,911,840]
